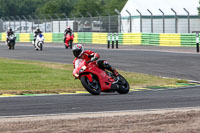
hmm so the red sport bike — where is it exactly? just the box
[65,33,74,49]
[73,59,130,95]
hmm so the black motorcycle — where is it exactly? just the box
[7,34,16,50]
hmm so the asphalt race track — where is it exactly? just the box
[0,43,200,116]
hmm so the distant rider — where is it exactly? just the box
[33,27,42,45]
[6,27,15,45]
[64,25,73,43]
[72,44,118,76]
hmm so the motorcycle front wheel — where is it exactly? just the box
[80,75,101,95]
[40,43,43,51]
[10,42,15,50]
[116,74,130,94]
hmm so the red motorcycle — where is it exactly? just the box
[65,33,74,49]
[73,59,130,95]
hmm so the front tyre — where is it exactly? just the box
[116,74,130,94]
[80,75,101,95]
[11,42,15,50]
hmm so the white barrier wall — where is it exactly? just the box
[122,16,200,33]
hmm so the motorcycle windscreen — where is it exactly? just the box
[73,59,84,76]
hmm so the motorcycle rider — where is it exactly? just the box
[33,27,42,45]
[6,27,15,45]
[64,25,73,43]
[72,44,118,76]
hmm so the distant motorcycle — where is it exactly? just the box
[64,32,74,49]
[7,34,16,50]
[34,33,44,51]
[73,59,130,95]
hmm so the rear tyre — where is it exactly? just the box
[69,40,73,49]
[116,74,130,94]
[80,75,101,95]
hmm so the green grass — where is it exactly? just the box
[0,58,188,94]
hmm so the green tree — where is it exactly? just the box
[37,0,77,17]
[70,0,103,17]
[0,0,127,18]
[0,0,9,17]
[103,0,127,15]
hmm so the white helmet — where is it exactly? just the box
[72,44,84,58]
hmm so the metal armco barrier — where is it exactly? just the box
[107,33,119,49]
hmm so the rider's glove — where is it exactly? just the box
[87,57,97,64]
[91,56,97,62]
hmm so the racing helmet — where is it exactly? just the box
[67,25,71,31]
[8,27,12,32]
[36,27,40,32]
[72,44,84,58]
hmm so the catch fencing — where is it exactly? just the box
[1,8,200,34]
[0,15,119,33]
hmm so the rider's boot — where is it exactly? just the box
[104,62,118,77]
[112,68,119,77]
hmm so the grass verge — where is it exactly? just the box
[0,58,188,95]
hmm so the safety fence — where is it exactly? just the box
[0,32,197,47]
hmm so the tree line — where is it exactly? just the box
[0,0,127,18]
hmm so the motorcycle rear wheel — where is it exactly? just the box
[80,75,101,95]
[116,74,130,94]
[69,40,73,49]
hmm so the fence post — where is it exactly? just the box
[79,13,84,32]
[63,13,68,28]
[55,14,60,33]
[136,9,142,33]
[159,9,165,33]
[28,15,34,33]
[1,17,6,32]
[34,15,39,28]
[126,10,132,33]
[147,9,153,33]
[10,16,16,31]
[22,15,27,33]
[105,11,111,33]
[114,9,121,33]
[16,16,21,33]
[87,12,92,32]
[171,8,178,33]
[183,8,190,33]
[6,17,11,29]
[47,14,53,32]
